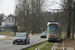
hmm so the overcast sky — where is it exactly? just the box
[44,0,62,11]
[0,0,16,16]
[0,0,61,16]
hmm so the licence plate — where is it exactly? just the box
[17,40,20,41]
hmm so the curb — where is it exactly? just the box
[0,37,13,40]
[35,42,48,50]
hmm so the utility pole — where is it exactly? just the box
[72,2,75,39]
[32,0,33,35]
[66,0,70,38]
[14,17,16,36]
[14,5,17,36]
[67,8,71,38]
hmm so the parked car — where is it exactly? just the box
[13,32,30,45]
[40,32,47,38]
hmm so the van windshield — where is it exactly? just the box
[41,33,47,35]
[49,24,58,34]
[15,33,26,37]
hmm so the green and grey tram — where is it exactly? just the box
[47,21,62,41]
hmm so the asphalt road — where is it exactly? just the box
[0,35,47,50]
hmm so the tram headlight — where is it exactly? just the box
[55,34,57,37]
[48,34,50,37]
[58,24,60,26]
[51,34,53,36]
[56,34,57,36]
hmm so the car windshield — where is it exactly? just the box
[15,33,26,37]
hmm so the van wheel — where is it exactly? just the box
[28,41,30,44]
[25,41,27,44]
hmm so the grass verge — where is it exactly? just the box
[0,31,14,35]
[40,42,55,50]
[5,36,13,38]
[21,41,47,50]
[0,32,41,35]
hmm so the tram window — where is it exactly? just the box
[49,24,58,34]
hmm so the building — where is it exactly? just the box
[0,13,6,26]
[1,14,17,31]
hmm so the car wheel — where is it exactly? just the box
[13,42,15,44]
[45,36,46,38]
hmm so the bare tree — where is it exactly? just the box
[60,0,74,38]
[15,0,46,33]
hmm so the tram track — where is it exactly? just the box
[35,42,48,50]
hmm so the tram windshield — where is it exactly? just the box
[49,24,58,34]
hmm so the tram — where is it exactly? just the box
[47,21,62,41]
